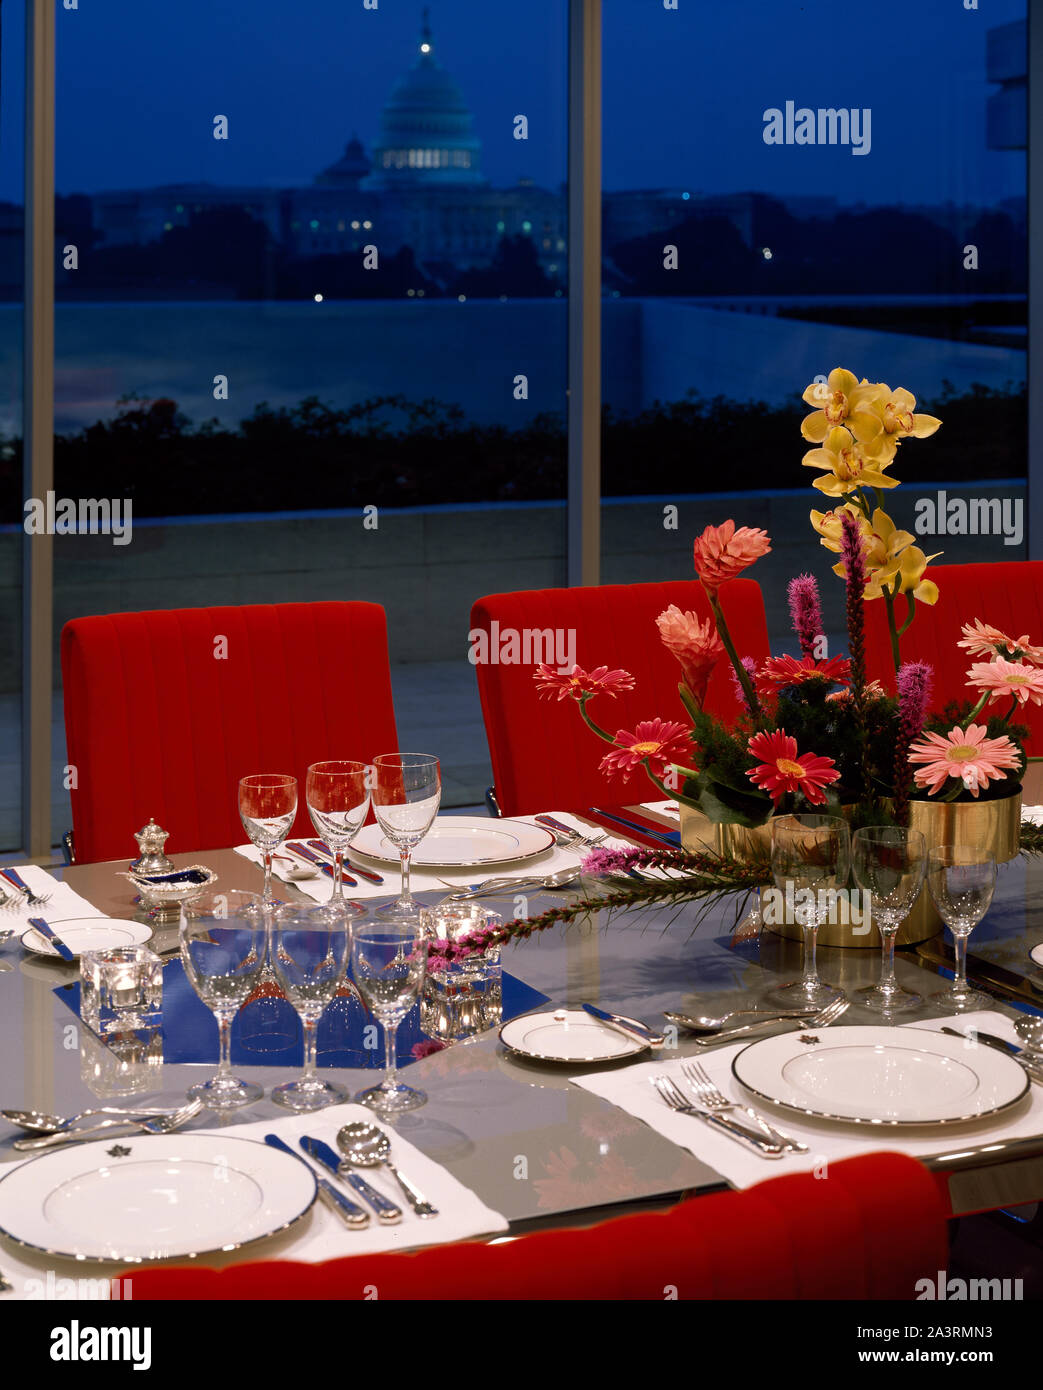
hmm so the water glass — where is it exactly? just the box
[852,826,927,1014]
[180,891,266,1109]
[765,814,849,1008]
[352,920,428,1112]
[371,753,441,920]
[239,773,298,906]
[927,846,996,1011]
[270,903,363,1111]
[306,760,372,917]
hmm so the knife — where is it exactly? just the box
[586,808,682,848]
[305,841,384,886]
[582,1002,665,1048]
[264,1133,369,1228]
[300,1136,402,1223]
[27,917,76,963]
[285,842,358,886]
[940,1027,1043,1084]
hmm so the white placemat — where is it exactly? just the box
[0,1103,508,1297]
[570,1011,1043,1190]
[234,811,633,903]
[2,865,109,940]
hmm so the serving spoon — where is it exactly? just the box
[337,1121,438,1218]
[663,1006,821,1037]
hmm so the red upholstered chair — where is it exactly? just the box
[60,602,398,864]
[863,561,1043,754]
[126,1151,950,1300]
[470,578,770,816]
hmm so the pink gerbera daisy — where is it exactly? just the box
[746,729,841,806]
[599,719,692,782]
[908,723,1021,798]
[965,658,1043,708]
[757,653,852,690]
[958,619,1043,666]
[533,664,636,702]
[692,520,772,597]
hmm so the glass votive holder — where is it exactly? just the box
[419,904,502,982]
[418,904,502,1042]
[81,945,162,1036]
[80,1027,164,1098]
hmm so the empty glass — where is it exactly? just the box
[927,846,996,1011]
[239,773,298,906]
[352,920,428,1113]
[180,890,266,1109]
[371,753,441,920]
[306,760,372,918]
[270,903,364,1111]
[852,826,927,1014]
[765,814,849,1008]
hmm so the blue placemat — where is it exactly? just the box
[56,960,547,1070]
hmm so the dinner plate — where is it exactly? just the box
[499,1009,649,1064]
[1030,942,1043,970]
[19,917,154,959]
[0,1134,317,1263]
[350,816,555,867]
[731,1025,1030,1126]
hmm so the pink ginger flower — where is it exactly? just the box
[692,521,771,597]
[655,604,724,706]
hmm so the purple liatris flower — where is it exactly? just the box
[728,655,759,709]
[787,573,824,659]
[581,846,648,876]
[893,661,934,822]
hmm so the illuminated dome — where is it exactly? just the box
[366,9,485,187]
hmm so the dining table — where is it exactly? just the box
[3,792,1043,1294]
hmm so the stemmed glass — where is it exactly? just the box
[927,846,996,1011]
[852,826,927,1014]
[239,773,298,907]
[179,890,266,1110]
[765,814,849,1008]
[270,903,365,1111]
[371,753,441,920]
[351,920,428,1113]
[306,760,371,919]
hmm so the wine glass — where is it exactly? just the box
[765,814,849,1008]
[179,890,266,1110]
[239,773,298,907]
[927,846,996,1011]
[371,753,441,920]
[852,826,927,1014]
[351,919,428,1113]
[306,760,371,919]
[270,902,364,1111]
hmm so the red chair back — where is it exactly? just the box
[470,578,770,816]
[125,1151,950,1301]
[863,561,1043,753]
[61,602,399,864]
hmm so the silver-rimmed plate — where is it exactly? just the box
[19,917,154,959]
[731,1025,1030,1126]
[0,1134,317,1263]
[350,816,555,868]
[499,1009,650,1065]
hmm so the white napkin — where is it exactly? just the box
[234,811,634,903]
[639,800,681,821]
[0,1103,508,1297]
[1022,805,1043,826]
[2,864,109,940]
[570,1011,1043,1190]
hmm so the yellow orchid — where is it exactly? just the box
[810,505,941,604]
[801,425,899,498]
[800,367,886,447]
[859,385,942,462]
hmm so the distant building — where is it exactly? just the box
[986,18,1026,151]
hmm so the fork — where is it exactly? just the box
[652,1076,784,1157]
[691,996,848,1046]
[0,868,51,909]
[681,1060,808,1153]
[13,1099,203,1151]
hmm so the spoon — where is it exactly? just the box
[2,1105,181,1136]
[1014,1015,1043,1055]
[438,868,579,901]
[663,1006,821,1037]
[336,1121,438,1218]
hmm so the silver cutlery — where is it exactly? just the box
[651,1076,784,1157]
[691,996,849,1046]
[437,868,579,900]
[665,1006,822,1036]
[264,1133,369,1229]
[337,1121,438,1217]
[303,840,385,886]
[680,1060,808,1153]
[12,1099,203,1150]
[26,917,75,962]
[0,1269,11,1294]
[2,1104,185,1136]
[940,1027,1043,1084]
[1,869,51,908]
[1014,1015,1043,1054]
[300,1135,402,1224]
[581,1002,666,1048]
[534,814,607,850]
[282,841,358,886]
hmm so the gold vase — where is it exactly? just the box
[678,790,1023,949]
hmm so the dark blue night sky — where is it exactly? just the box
[0,0,1027,207]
